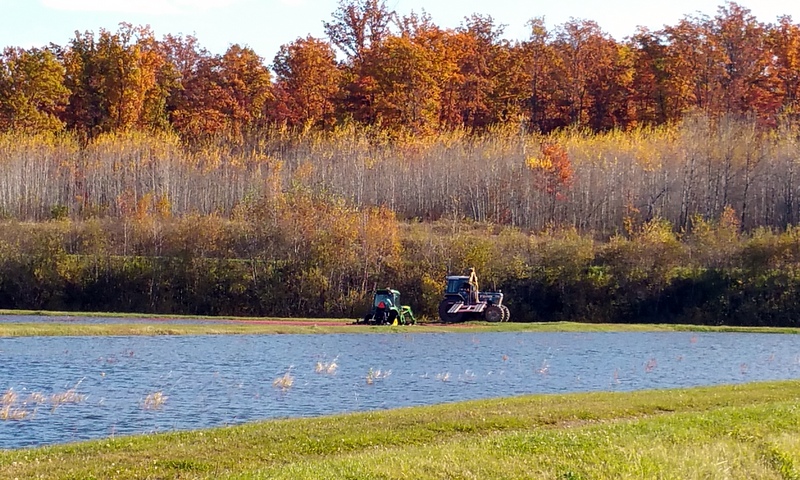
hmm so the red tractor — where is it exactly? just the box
[437,268,510,322]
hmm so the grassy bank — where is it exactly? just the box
[2,313,800,336]
[1,381,799,479]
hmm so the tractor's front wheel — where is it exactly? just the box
[500,305,510,322]
[438,300,464,323]
[484,305,503,322]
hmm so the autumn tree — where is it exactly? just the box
[169,44,272,138]
[586,39,634,130]
[271,36,342,128]
[323,0,394,63]
[520,18,560,131]
[711,3,777,118]
[768,16,800,118]
[0,47,69,133]
[160,34,212,136]
[362,34,442,134]
[394,12,460,129]
[628,29,673,125]
[325,0,395,126]
[62,24,173,136]
[661,15,726,116]
[550,19,629,130]
[526,141,574,221]
[488,38,531,126]
[220,45,273,130]
[445,15,508,129]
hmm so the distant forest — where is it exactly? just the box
[1,1,798,137]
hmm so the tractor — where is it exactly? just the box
[359,288,416,325]
[438,268,510,323]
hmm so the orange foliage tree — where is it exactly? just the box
[62,24,173,136]
[768,16,800,118]
[362,34,443,134]
[169,44,272,138]
[271,36,342,129]
[526,142,575,221]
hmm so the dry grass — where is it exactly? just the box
[0,389,35,421]
[365,368,391,385]
[0,388,55,421]
[143,391,168,410]
[272,370,294,390]
[49,390,87,407]
[49,378,88,410]
[315,357,338,374]
[25,392,47,404]
[0,405,29,420]
[1,388,17,405]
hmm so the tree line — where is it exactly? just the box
[2,1,800,137]
[2,204,800,326]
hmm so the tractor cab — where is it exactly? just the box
[373,289,399,310]
[445,276,473,304]
[359,288,416,325]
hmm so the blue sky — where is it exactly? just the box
[1,0,798,63]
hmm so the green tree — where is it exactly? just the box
[0,47,69,133]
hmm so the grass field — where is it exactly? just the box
[1,381,799,479]
[1,321,800,336]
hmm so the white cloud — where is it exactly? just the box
[41,0,238,15]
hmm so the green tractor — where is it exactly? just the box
[359,288,416,325]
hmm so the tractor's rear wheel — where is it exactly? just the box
[484,305,503,322]
[438,300,464,323]
[500,305,510,322]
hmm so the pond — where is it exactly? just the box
[1,331,799,449]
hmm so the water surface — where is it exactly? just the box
[1,331,798,449]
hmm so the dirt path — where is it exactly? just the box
[219,319,478,327]
[17,313,478,328]
[226,319,356,326]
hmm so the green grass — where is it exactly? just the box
[0,308,352,322]
[1,381,799,479]
[1,314,800,336]
[0,322,360,336]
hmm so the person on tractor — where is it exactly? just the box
[377,295,393,309]
[467,267,479,304]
